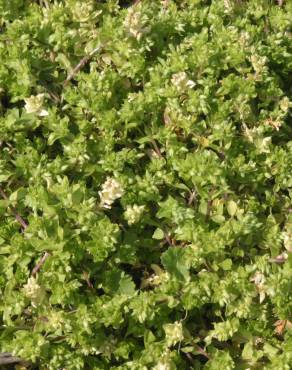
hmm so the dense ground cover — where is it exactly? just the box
[0,0,291,369]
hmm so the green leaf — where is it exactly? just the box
[211,215,225,224]
[152,228,164,240]
[227,200,237,217]
[220,259,232,271]
[0,1,291,368]
[161,247,190,281]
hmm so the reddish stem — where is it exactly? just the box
[0,187,28,230]
[32,252,50,276]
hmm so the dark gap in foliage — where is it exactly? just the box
[118,0,133,9]
[27,127,43,141]
[46,140,64,160]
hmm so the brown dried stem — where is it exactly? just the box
[0,353,29,366]
[150,139,163,158]
[63,46,101,87]
[32,252,51,276]
[194,344,210,359]
[0,187,28,230]
[188,189,196,206]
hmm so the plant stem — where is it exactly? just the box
[32,252,51,276]
[0,187,28,230]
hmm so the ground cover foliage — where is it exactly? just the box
[0,0,292,369]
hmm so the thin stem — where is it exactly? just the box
[0,187,28,230]
[194,344,210,359]
[188,190,196,206]
[164,232,173,246]
[269,253,287,264]
[150,139,163,158]
[41,0,50,8]
[0,353,28,366]
[32,252,50,276]
[63,46,102,87]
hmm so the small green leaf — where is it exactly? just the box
[161,247,190,281]
[227,200,237,217]
[152,228,164,240]
[199,200,208,215]
[220,259,232,271]
[211,214,225,224]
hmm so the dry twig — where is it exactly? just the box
[0,352,29,366]
[188,190,196,206]
[194,344,210,359]
[0,187,28,230]
[269,252,288,264]
[40,0,50,9]
[32,252,51,276]
[150,139,163,158]
[63,46,101,87]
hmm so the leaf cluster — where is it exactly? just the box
[0,0,291,369]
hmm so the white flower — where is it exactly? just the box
[124,6,149,41]
[152,350,172,370]
[223,0,233,12]
[164,321,184,347]
[146,271,169,287]
[279,96,291,113]
[171,72,195,92]
[264,117,281,131]
[153,362,171,370]
[23,277,45,307]
[99,177,124,209]
[251,271,265,286]
[255,136,271,154]
[71,1,102,23]
[24,94,48,116]
[239,31,250,47]
[124,204,145,225]
[250,272,266,303]
[48,310,65,331]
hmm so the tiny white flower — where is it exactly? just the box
[256,136,271,154]
[147,271,169,287]
[279,96,291,113]
[250,272,266,303]
[251,271,265,286]
[124,204,145,225]
[152,350,172,370]
[223,0,233,12]
[48,310,64,330]
[153,362,171,370]
[72,1,92,22]
[24,94,48,116]
[23,277,45,307]
[264,118,281,131]
[99,177,124,209]
[124,6,149,41]
[171,72,195,92]
[239,31,250,45]
[164,321,184,347]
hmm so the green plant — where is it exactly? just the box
[0,0,291,369]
